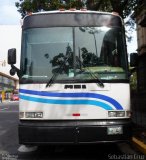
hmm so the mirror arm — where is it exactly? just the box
[11,64,21,78]
[130,67,136,73]
[129,67,137,78]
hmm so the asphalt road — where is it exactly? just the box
[0,101,19,155]
[0,101,145,160]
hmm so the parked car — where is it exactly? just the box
[11,94,19,101]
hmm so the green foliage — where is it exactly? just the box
[130,71,137,91]
[15,0,85,17]
[15,0,138,19]
[81,47,99,67]
[47,43,100,74]
[15,0,138,43]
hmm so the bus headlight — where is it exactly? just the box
[116,111,125,117]
[107,126,123,135]
[25,112,43,118]
[108,111,125,117]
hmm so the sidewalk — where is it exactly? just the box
[2,99,11,103]
[132,126,146,155]
[1,99,17,103]
[131,93,146,155]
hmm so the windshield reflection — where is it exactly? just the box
[21,27,128,82]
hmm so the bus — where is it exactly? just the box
[8,10,131,145]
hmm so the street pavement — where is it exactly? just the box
[0,101,19,156]
[0,101,145,160]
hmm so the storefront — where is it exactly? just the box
[0,72,19,101]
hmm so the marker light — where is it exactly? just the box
[69,8,76,11]
[112,12,119,16]
[19,112,24,119]
[27,12,32,16]
[126,111,131,117]
[80,8,87,11]
[59,8,65,11]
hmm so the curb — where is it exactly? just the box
[2,100,11,103]
[132,137,146,155]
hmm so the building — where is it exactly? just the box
[0,25,21,100]
[0,72,19,100]
[135,0,146,93]
[131,0,146,128]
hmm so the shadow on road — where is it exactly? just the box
[18,144,122,160]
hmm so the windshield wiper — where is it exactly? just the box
[46,54,70,88]
[46,54,104,88]
[76,57,104,88]
[46,70,59,88]
[87,69,104,87]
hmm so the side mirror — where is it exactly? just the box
[8,48,16,64]
[130,53,138,67]
[7,48,21,77]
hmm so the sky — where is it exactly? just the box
[0,0,21,25]
[0,0,21,78]
[0,0,137,53]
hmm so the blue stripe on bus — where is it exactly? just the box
[20,94,113,110]
[19,89,123,110]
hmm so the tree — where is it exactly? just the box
[87,0,137,19]
[15,0,84,17]
[15,0,137,19]
[15,0,137,42]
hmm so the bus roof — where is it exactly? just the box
[29,10,120,16]
[23,10,123,29]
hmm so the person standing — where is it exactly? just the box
[0,94,2,103]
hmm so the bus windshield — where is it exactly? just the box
[20,26,128,83]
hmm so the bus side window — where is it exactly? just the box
[100,29,120,67]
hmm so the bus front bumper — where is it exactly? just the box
[18,119,132,145]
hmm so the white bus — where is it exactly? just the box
[8,10,131,145]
